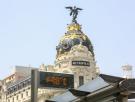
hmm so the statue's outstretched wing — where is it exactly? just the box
[77,8,83,11]
[66,6,73,16]
[65,6,73,10]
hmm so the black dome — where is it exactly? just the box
[56,22,94,58]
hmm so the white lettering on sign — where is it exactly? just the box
[72,61,90,66]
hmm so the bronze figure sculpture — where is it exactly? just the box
[66,6,83,23]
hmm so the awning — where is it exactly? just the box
[46,74,135,102]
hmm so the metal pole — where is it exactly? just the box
[31,69,39,102]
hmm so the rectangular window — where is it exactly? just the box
[21,93,23,98]
[79,76,84,86]
[12,97,14,102]
[16,95,18,100]
[26,91,28,96]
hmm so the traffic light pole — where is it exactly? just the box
[31,69,39,102]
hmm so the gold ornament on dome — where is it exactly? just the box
[67,23,81,31]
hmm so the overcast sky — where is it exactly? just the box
[0,0,135,79]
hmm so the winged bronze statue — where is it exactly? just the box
[66,6,83,23]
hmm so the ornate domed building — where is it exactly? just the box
[54,20,99,88]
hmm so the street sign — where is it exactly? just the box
[39,72,74,89]
[72,61,90,66]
